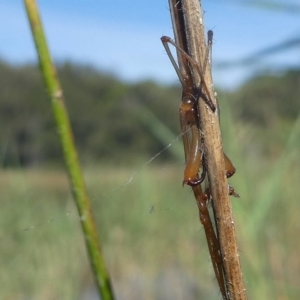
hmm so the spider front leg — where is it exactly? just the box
[193,184,227,298]
[161,36,216,112]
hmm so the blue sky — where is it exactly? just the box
[1,0,299,89]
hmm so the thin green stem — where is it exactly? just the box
[23,1,115,299]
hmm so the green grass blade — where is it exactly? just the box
[23,1,114,299]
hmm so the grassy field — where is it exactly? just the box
[1,144,300,300]
[1,95,300,300]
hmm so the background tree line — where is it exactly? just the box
[0,58,299,168]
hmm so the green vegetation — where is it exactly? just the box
[1,59,299,169]
[0,60,181,167]
[1,159,300,299]
[1,59,300,298]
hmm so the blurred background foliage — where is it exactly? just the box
[1,55,300,299]
[1,58,299,169]
[0,59,182,167]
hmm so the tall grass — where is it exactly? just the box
[1,88,299,299]
[221,96,300,299]
[1,72,299,299]
[1,117,300,300]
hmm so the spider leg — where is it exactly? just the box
[161,36,216,112]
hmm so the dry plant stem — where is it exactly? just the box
[167,0,227,297]
[180,0,247,299]
[23,1,115,299]
[168,0,188,72]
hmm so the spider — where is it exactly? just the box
[161,31,235,187]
